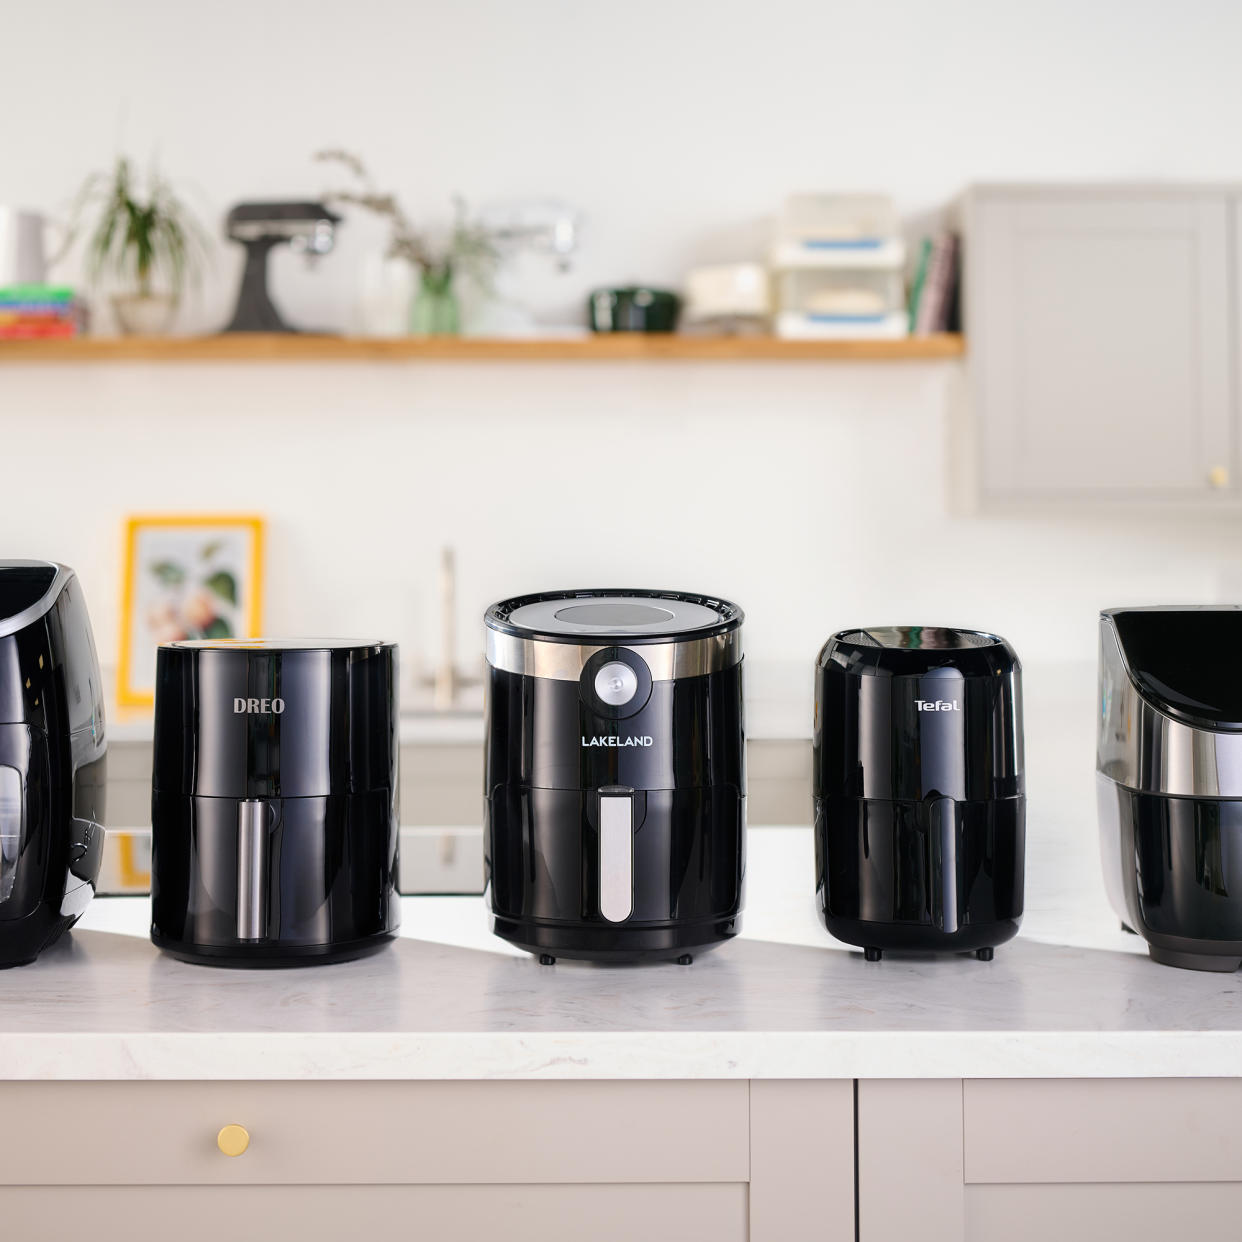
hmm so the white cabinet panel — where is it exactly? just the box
[964,1078,1242,1184]
[0,1184,749,1242]
[971,190,1232,498]
[0,1081,749,1186]
[967,1183,1242,1242]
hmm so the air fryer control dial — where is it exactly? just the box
[594,662,639,706]
[580,648,653,719]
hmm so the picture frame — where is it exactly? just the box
[117,514,265,707]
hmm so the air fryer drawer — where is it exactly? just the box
[487,784,745,924]
[0,1081,749,1186]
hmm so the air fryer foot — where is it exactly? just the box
[1149,945,1242,973]
[677,953,694,966]
[975,947,994,961]
[538,954,556,966]
[863,946,883,962]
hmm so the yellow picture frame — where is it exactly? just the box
[118,514,265,707]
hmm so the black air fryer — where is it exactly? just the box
[814,626,1025,961]
[151,639,399,966]
[484,589,745,964]
[1098,606,1242,971]
[0,561,106,967]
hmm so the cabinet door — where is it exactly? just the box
[858,1079,1242,1242]
[972,191,1232,498]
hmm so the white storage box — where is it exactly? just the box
[771,193,906,271]
[773,267,907,339]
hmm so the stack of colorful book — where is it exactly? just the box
[907,234,961,335]
[0,285,83,340]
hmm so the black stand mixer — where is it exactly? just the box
[222,201,341,333]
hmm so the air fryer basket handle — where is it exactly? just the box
[236,800,270,940]
[929,796,959,934]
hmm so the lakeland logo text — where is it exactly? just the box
[915,700,959,712]
[582,735,654,747]
[234,697,286,715]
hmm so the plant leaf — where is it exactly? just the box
[203,616,232,639]
[70,154,209,294]
[148,560,185,586]
[204,570,238,604]
[200,541,222,560]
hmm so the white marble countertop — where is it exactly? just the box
[6,834,1242,1081]
[5,663,1241,1083]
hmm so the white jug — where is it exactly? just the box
[0,209,50,286]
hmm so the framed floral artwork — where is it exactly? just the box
[117,514,264,706]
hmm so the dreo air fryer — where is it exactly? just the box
[151,638,400,966]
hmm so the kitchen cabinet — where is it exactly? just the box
[0,1080,854,1242]
[858,1078,1242,1242]
[963,185,1234,502]
[10,1076,1239,1240]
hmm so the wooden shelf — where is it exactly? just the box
[0,333,964,363]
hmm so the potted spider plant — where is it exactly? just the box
[69,156,208,335]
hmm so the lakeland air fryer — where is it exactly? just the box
[484,590,745,964]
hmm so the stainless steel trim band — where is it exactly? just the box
[485,629,742,681]
[1097,617,1242,797]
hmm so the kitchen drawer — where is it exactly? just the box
[965,1079,1242,1183]
[967,1183,1242,1242]
[0,1182,748,1242]
[0,1080,748,1186]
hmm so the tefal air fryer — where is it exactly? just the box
[1098,606,1242,971]
[814,626,1025,960]
[484,590,745,963]
[0,561,106,967]
[151,639,399,966]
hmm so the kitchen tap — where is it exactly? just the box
[483,200,580,272]
[420,547,480,711]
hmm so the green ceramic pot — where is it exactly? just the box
[588,286,680,333]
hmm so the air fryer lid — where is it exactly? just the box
[820,626,1019,679]
[153,638,397,798]
[0,562,59,633]
[487,590,742,645]
[1108,606,1242,729]
[845,626,998,650]
[815,625,1024,801]
[0,561,100,730]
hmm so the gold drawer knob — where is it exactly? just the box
[217,1124,250,1157]
[1209,465,1230,488]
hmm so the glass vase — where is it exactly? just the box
[409,267,460,337]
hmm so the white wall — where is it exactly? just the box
[4,0,1242,686]
[7,0,1242,329]
[3,361,1236,686]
